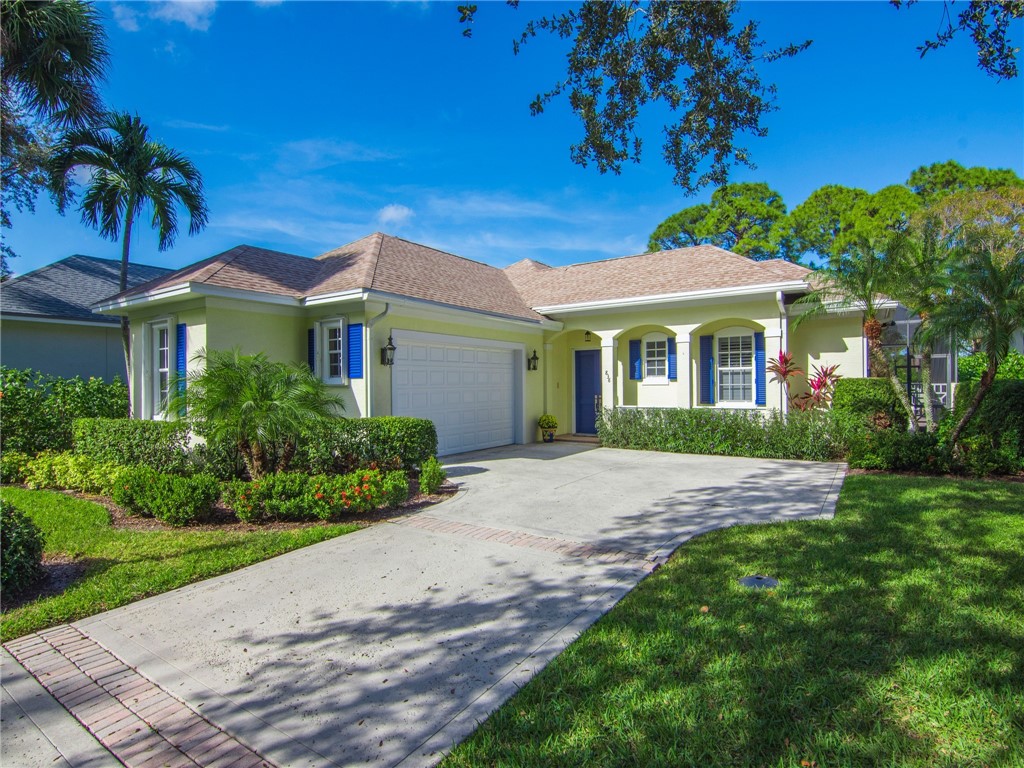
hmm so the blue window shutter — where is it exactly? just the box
[175,323,187,415]
[754,331,766,406]
[347,322,363,379]
[307,328,316,372]
[628,340,642,380]
[667,337,677,381]
[699,335,714,405]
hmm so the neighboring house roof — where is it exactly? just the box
[503,246,812,309]
[105,234,813,320]
[1,255,173,323]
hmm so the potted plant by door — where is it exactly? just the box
[538,414,558,443]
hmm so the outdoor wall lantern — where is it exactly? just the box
[381,334,397,366]
[527,349,539,371]
[584,331,592,343]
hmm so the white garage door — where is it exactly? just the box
[392,333,517,456]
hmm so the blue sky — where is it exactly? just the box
[6,0,1023,277]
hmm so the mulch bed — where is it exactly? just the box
[59,477,460,533]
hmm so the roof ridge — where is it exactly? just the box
[367,232,385,288]
[552,244,737,272]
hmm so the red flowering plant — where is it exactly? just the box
[766,350,805,407]
[793,364,842,411]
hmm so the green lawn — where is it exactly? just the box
[444,475,1024,768]
[1,487,359,642]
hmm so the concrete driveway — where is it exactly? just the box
[3,445,844,768]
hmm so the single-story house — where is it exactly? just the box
[1,255,172,381]
[95,233,877,455]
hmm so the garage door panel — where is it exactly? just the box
[392,336,516,455]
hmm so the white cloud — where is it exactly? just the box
[165,119,230,132]
[376,204,414,228]
[111,3,140,32]
[276,138,395,173]
[151,1,217,32]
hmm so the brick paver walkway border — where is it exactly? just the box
[393,515,663,572]
[4,626,273,768]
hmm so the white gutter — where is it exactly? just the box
[359,290,562,331]
[365,303,391,417]
[534,280,808,314]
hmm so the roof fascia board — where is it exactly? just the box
[0,313,117,328]
[364,290,561,332]
[93,282,302,313]
[535,281,808,316]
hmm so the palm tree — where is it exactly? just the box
[883,219,952,432]
[1,0,109,128]
[795,233,918,426]
[171,349,344,479]
[1,0,109,275]
[926,190,1024,448]
[50,112,209,376]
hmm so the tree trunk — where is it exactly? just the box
[920,349,935,433]
[949,359,998,448]
[238,438,259,481]
[120,206,135,416]
[863,317,889,378]
[276,440,296,474]
[888,371,918,432]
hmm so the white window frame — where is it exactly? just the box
[715,327,755,406]
[316,317,347,386]
[642,332,669,386]
[146,319,172,420]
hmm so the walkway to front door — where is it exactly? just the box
[574,349,600,434]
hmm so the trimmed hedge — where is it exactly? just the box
[419,456,447,494]
[598,408,855,463]
[73,418,192,474]
[110,466,220,526]
[295,417,438,474]
[1,499,45,595]
[831,378,908,431]
[1,450,32,485]
[0,367,129,454]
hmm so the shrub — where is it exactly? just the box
[295,417,438,474]
[110,466,219,526]
[380,470,410,508]
[1,499,45,595]
[598,407,854,463]
[23,451,128,495]
[222,468,407,523]
[847,430,950,473]
[0,367,129,454]
[537,414,558,430]
[1,450,32,484]
[73,418,192,474]
[832,378,908,432]
[419,456,447,494]
[944,380,1024,474]
[958,349,1024,382]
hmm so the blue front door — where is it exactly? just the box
[574,349,601,434]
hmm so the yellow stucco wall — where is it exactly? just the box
[788,313,866,395]
[118,291,867,436]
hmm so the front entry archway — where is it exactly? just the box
[574,349,601,434]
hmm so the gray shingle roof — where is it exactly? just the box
[1,255,173,323]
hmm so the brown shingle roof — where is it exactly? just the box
[503,246,811,307]
[115,235,543,321]
[311,234,544,320]
[114,236,810,319]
